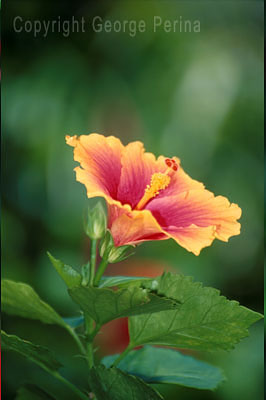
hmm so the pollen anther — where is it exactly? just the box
[136,173,170,210]
[135,158,179,210]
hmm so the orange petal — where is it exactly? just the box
[165,225,216,256]
[108,203,167,247]
[117,141,158,209]
[66,134,124,200]
[146,189,241,254]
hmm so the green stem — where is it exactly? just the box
[89,239,97,285]
[65,325,86,356]
[88,323,101,341]
[84,314,95,368]
[83,239,100,369]
[53,372,89,400]
[112,344,133,367]
[94,257,109,286]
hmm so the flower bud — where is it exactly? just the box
[81,262,90,286]
[107,245,134,263]
[99,230,134,263]
[85,201,107,240]
[99,230,114,259]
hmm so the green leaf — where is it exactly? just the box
[89,365,163,400]
[1,331,62,373]
[129,273,263,351]
[99,276,151,288]
[68,285,179,325]
[16,385,56,400]
[102,346,225,390]
[2,279,65,327]
[47,252,82,288]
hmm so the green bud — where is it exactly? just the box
[108,245,134,263]
[99,230,134,263]
[85,201,107,240]
[99,230,114,259]
[81,262,90,286]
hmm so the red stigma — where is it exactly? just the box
[165,158,178,172]
[165,158,172,167]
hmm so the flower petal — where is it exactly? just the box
[108,203,167,247]
[166,225,216,256]
[117,141,158,208]
[146,189,241,254]
[66,134,124,199]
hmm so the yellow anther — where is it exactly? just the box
[136,173,170,210]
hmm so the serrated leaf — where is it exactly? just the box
[129,273,263,351]
[102,346,225,390]
[68,285,179,325]
[47,252,82,288]
[89,365,163,400]
[99,276,151,288]
[1,331,62,373]
[16,384,56,400]
[2,280,65,327]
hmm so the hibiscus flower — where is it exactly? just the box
[66,134,241,255]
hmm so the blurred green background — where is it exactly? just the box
[2,1,264,399]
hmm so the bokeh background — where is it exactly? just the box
[2,1,264,399]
